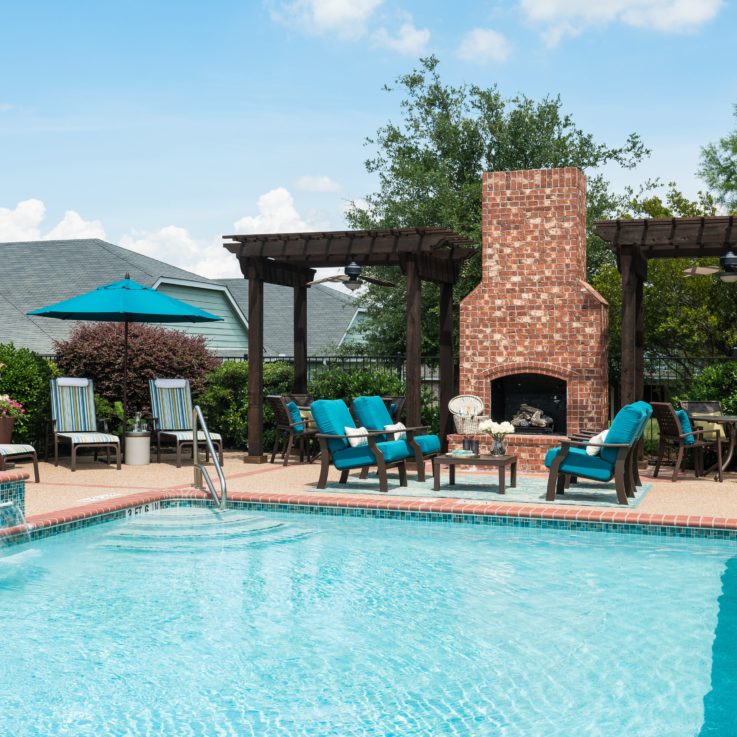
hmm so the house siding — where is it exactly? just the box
[155,283,247,356]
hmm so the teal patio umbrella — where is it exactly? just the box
[28,274,222,429]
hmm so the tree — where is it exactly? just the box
[346,56,648,355]
[700,104,737,213]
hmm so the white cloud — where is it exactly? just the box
[271,0,384,38]
[2,187,324,279]
[44,210,105,240]
[374,22,431,55]
[0,103,15,113]
[519,0,723,44]
[457,28,512,63]
[120,225,241,279]
[0,199,104,242]
[0,199,46,241]
[234,187,314,233]
[296,175,341,192]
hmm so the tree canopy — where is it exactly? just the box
[346,56,648,355]
[699,104,737,213]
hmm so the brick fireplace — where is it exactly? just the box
[452,168,609,471]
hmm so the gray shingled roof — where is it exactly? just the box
[220,279,359,356]
[0,239,360,356]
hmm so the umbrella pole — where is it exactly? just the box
[123,320,128,439]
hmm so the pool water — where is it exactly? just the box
[1,507,736,737]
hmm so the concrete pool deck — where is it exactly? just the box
[3,451,736,535]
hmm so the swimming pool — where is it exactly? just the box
[1,507,736,736]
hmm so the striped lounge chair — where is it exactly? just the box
[0,444,40,482]
[149,379,223,468]
[50,377,121,471]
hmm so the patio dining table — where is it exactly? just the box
[688,414,737,474]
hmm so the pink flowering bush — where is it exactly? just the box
[0,394,25,418]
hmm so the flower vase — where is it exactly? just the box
[491,437,506,456]
[0,416,15,444]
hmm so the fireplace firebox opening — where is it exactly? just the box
[490,373,567,435]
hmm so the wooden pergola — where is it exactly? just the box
[594,215,736,406]
[223,228,475,461]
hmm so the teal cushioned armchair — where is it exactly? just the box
[352,395,441,482]
[544,403,650,505]
[310,399,410,493]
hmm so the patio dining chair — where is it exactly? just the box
[311,398,410,493]
[651,402,722,482]
[149,379,223,468]
[266,395,316,466]
[50,377,120,471]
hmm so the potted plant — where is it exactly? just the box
[0,394,25,444]
[478,419,515,456]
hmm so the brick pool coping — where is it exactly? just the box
[3,484,737,542]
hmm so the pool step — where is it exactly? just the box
[97,508,311,552]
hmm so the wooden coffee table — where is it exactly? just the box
[433,454,517,494]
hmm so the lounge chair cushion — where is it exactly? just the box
[311,399,355,455]
[0,444,36,457]
[353,395,393,431]
[149,379,193,430]
[285,401,305,433]
[544,446,614,482]
[57,432,119,445]
[51,378,98,432]
[600,403,647,464]
[676,410,695,445]
[414,433,441,455]
[159,431,222,442]
[332,439,410,469]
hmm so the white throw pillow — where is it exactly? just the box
[345,426,369,448]
[384,422,407,440]
[586,429,609,456]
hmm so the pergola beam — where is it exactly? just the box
[227,228,475,461]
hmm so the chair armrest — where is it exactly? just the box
[681,429,720,439]
[316,430,385,440]
[564,438,633,449]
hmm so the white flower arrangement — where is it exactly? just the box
[478,420,515,440]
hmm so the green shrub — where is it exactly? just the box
[198,361,294,449]
[307,366,439,432]
[0,343,59,445]
[682,362,737,414]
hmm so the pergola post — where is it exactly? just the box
[405,257,422,428]
[619,246,645,407]
[246,260,265,462]
[438,281,454,448]
[294,280,308,394]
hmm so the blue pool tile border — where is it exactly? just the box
[4,496,737,547]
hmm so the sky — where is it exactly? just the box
[1,0,735,282]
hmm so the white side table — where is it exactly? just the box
[125,431,151,465]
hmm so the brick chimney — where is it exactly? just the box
[457,168,609,471]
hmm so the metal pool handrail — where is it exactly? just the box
[192,405,226,509]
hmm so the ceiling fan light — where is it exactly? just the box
[343,280,362,291]
[719,273,737,283]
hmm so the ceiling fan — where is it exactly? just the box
[683,250,737,283]
[307,260,396,292]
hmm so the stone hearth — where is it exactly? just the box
[450,168,609,471]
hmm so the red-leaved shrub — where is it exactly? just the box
[55,323,219,413]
